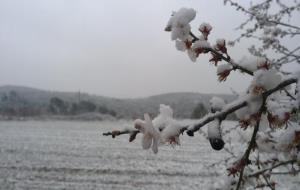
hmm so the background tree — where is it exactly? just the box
[191,102,208,119]
[48,97,68,115]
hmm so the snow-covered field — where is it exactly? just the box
[0,120,228,190]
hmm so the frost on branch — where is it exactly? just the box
[133,104,185,153]
[165,8,196,41]
[207,97,226,150]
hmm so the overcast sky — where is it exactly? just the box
[0,0,286,98]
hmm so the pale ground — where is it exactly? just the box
[0,121,298,190]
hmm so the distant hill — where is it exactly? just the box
[0,85,236,119]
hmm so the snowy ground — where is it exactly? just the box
[0,121,298,190]
[0,120,227,190]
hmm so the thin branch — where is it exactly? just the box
[262,174,275,190]
[189,31,254,76]
[225,0,300,30]
[236,102,264,190]
[187,101,247,134]
[247,159,297,178]
[284,89,297,101]
[270,170,300,175]
[103,129,139,138]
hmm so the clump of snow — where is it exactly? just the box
[199,22,212,39]
[134,104,185,153]
[134,114,161,154]
[153,104,174,130]
[209,96,226,112]
[175,40,187,51]
[207,119,221,139]
[256,132,276,153]
[187,49,197,62]
[247,95,263,114]
[160,123,182,145]
[199,22,212,32]
[250,69,282,94]
[217,64,232,75]
[234,94,262,125]
[256,57,271,69]
[267,100,290,122]
[192,40,211,49]
[276,124,300,156]
[165,8,196,41]
[238,56,259,72]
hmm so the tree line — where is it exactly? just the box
[0,90,116,117]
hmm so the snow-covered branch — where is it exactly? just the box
[186,77,297,135]
[102,6,300,190]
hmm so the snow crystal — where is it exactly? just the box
[217,64,232,75]
[166,8,196,41]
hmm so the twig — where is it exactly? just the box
[235,104,264,190]
[247,159,297,178]
[189,31,254,76]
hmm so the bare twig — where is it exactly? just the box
[247,159,297,178]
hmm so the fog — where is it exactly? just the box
[0,0,295,98]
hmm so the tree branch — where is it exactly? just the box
[236,102,265,190]
[103,78,298,139]
[247,159,297,178]
[189,31,254,76]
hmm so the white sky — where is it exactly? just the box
[0,0,280,98]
